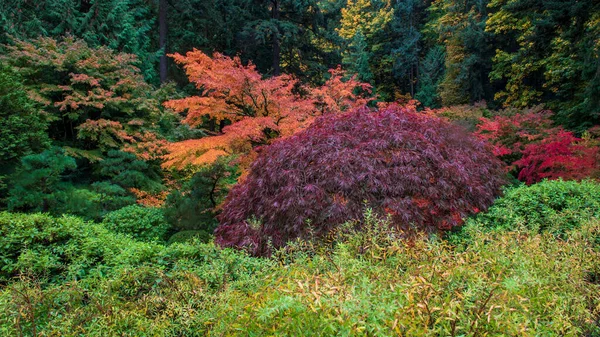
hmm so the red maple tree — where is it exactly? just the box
[515,131,599,184]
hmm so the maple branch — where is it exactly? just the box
[261,89,270,116]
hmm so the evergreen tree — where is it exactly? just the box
[426,0,494,105]
[241,0,328,80]
[98,150,163,192]
[487,0,600,129]
[0,65,49,166]
[7,147,76,213]
[342,31,373,82]
[415,45,445,107]
[337,0,396,98]
[388,0,425,98]
[0,0,159,83]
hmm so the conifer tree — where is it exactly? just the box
[487,0,600,129]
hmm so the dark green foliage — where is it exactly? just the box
[89,182,136,215]
[467,179,600,235]
[0,0,159,82]
[5,150,140,220]
[388,0,425,98]
[7,148,76,213]
[0,65,49,166]
[414,45,445,108]
[165,0,256,63]
[102,205,170,242]
[167,230,211,245]
[241,0,326,79]
[164,158,239,232]
[98,150,163,192]
[342,31,373,83]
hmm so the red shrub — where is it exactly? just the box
[215,105,507,255]
[475,108,600,183]
[475,108,559,169]
[515,131,600,184]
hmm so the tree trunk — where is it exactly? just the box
[159,0,168,83]
[271,0,281,76]
[410,66,414,98]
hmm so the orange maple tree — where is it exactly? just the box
[163,50,373,169]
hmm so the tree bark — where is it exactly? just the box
[271,0,281,76]
[159,0,168,83]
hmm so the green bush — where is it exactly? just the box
[0,212,272,336]
[7,147,77,213]
[466,179,600,235]
[0,212,163,283]
[102,205,170,242]
[203,220,600,336]
[0,213,598,336]
[167,230,212,245]
[164,157,239,232]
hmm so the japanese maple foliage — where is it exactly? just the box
[475,108,600,183]
[215,105,506,255]
[163,50,372,169]
[515,131,600,184]
[475,107,559,169]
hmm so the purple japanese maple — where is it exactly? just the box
[216,105,506,255]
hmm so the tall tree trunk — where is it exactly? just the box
[410,66,414,97]
[271,0,281,76]
[416,56,420,97]
[159,0,168,83]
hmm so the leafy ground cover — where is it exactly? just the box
[1,181,599,336]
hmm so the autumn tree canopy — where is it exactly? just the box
[1,37,169,216]
[163,50,373,169]
[1,37,168,163]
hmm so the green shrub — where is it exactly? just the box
[164,157,239,232]
[0,214,598,336]
[0,212,163,283]
[204,220,600,336]
[167,230,212,245]
[0,212,270,285]
[102,205,170,242]
[466,179,600,235]
[0,212,273,336]
[7,147,77,213]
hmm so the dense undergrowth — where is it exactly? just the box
[1,180,599,336]
[1,3,600,335]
